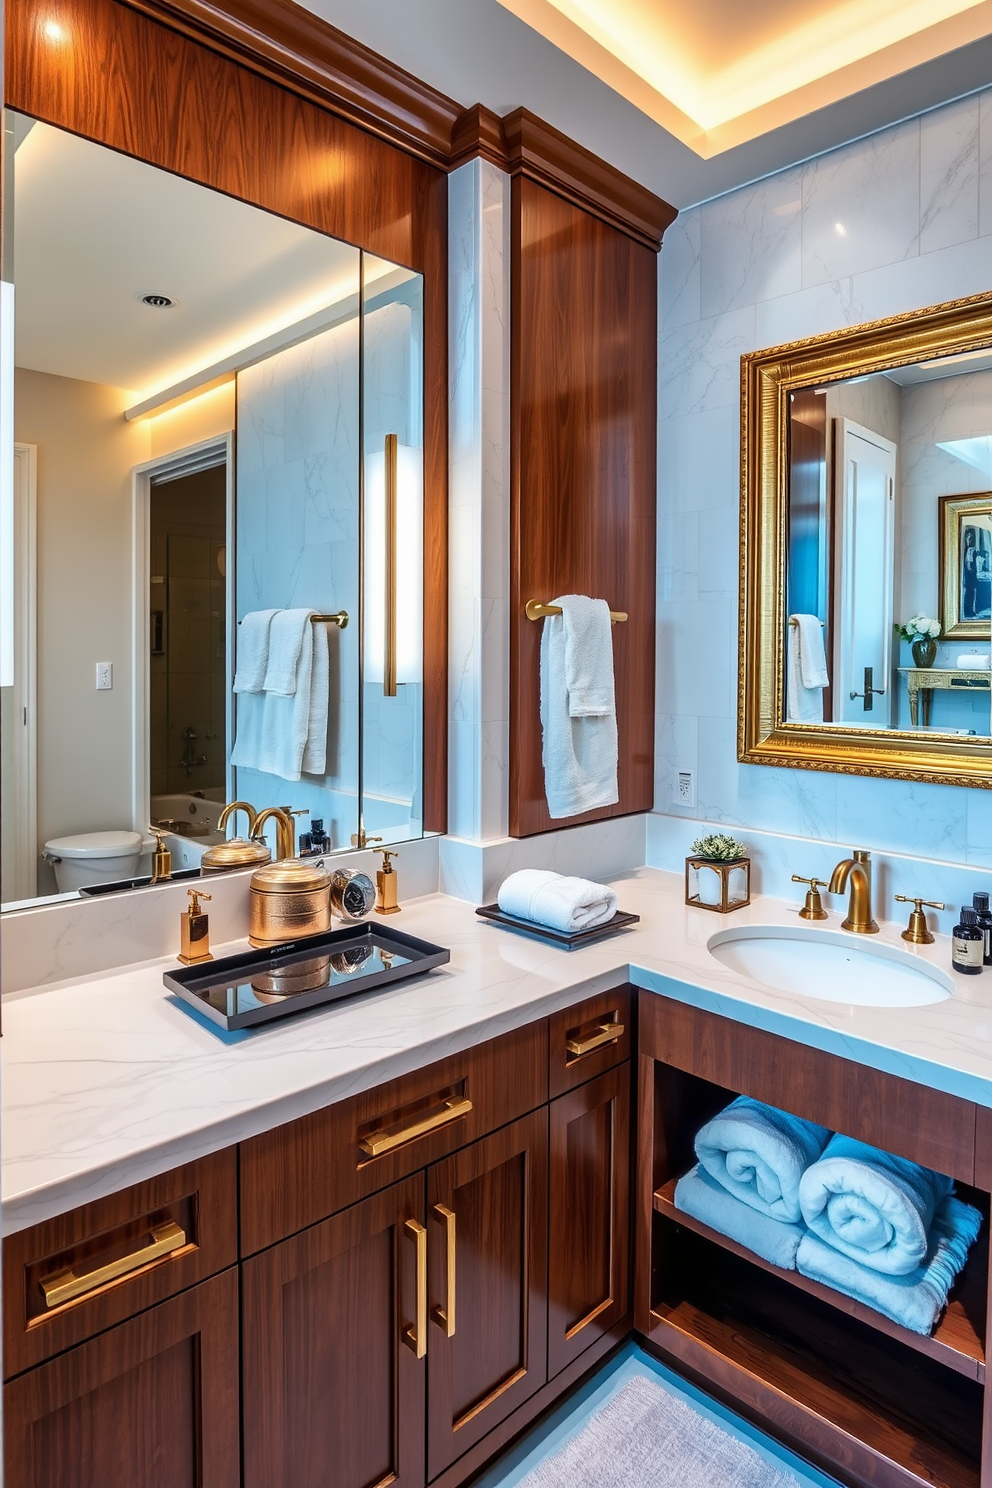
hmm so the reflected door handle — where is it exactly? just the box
[432,1204,456,1337]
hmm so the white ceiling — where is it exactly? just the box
[303,0,992,206]
[13,119,362,397]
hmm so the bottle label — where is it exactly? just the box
[953,935,984,969]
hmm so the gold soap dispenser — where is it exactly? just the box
[373,848,401,914]
[179,888,212,965]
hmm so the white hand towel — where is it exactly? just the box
[497,868,617,933]
[232,615,315,781]
[263,609,312,697]
[540,595,619,819]
[302,614,330,776]
[233,609,278,693]
[787,614,828,723]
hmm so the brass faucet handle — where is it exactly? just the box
[791,874,829,921]
[894,895,945,945]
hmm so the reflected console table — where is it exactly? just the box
[898,667,991,727]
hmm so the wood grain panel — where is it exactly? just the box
[426,1109,549,1479]
[639,991,976,1184]
[548,1064,630,1378]
[241,1174,425,1488]
[4,1267,240,1488]
[6,0,448,832]
[239,1020,548,1253]
[4,1148,238,1379]
[548,984,632,1098]
[509,175,657,837]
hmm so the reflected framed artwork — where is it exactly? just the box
[940,494,992,637]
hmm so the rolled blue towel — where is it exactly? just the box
[798,1134,954,1276]
[796,1195,982,1335]
[694,1095,832,1224]
[674,1164,805,1270]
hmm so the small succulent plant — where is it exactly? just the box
[691,833,748,862]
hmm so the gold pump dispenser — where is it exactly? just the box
[373,848,401,914]
[179,889,212,965]
[148,827,173,884]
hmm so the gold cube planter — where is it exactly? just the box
[685,856,751,914]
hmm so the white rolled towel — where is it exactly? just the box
[496,868,617,934]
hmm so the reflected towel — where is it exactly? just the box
[787,614,828,723]
[263,609,312,696]
[695,1096,831,1224]
[798,1134,954,1276]
[674,1164,805,1270]
[540,595,618,819]
[301,613,330,776]
[796,1195,982,1335]
[233,609,278,693]
[496,868,617,934]
[232,615,315,781]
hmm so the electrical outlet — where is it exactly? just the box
[676,769,696,808]
[95,662,113,691]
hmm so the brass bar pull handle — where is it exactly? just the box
[565,1022,625,1060]
[403,1218,427,1358]
[525,599,627,624]
[359,1096,473,1158]
[432,1204,456,1337]
[40,1220,187,1309]
[384,432,398,697]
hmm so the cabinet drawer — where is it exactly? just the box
[640,992,976,1184]
[549,987,631,1098]
[240,1020,549,1254]
[3,1148,238,1380]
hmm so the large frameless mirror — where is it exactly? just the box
[0,112,427,908]
[740,292,992,789]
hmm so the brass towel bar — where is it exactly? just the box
[237,611,348,628]
[525,600,627,624]
[788,616,825,628]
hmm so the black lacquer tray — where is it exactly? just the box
[474,904,639,949]
[164,922,450,1031]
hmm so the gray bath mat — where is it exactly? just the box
[517,1374,803,1488]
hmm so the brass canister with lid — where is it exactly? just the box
[201,836,272,874]
[249,858,334,947]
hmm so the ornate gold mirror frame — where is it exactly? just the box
[739,291,992,790]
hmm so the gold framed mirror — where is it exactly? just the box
[740,291,992,790]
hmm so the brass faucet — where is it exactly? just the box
[828,849,879,934]
[218,800,259,836]
[254,806,304,861]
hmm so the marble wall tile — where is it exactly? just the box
[658,407,739,515]
[850,235,992,323]
[658,306,756,420]
[920,96,980,256]
[660,208,701,329]
[699,168,802,318]
[978,89,992,239]
[654,712,699,814]
[657,595,736,719]
[754,277,856,348]
[439,816,648,904]
[967,789,992,868]
[801,119,920,287]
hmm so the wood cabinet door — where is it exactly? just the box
[548,1065,630,1378]
[426,1108,549,1479]
[242,1173,426,1488]
[4,1267,240,1488]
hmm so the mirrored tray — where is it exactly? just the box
[163,922,449,1031]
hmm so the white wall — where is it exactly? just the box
[655,88,992,872]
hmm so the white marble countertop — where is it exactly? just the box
[5,866,992,1235]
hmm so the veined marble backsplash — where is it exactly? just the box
[656,85,992,871]
[647,812,992,940]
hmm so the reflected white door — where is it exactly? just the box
[0,443,38,902]
[834,418,897,728]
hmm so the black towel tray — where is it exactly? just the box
[164,921,449,1031]
[474,904,639,949]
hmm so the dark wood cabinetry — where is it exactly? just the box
[242,1173,427,1488]
[4,1268,240,1488]
[549,1065,631,1379]
[427,1109,549,1478]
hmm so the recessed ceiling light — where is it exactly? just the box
[137,292,178,309]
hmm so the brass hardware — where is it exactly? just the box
[40,1220,187,1308]
[359,1096,473,1158]
[373,847,401,914]
[217,800,258,836]
[311,611,348,629]
[253,806,302,861]
[828,849,879,934]
[248,857,333,947]
[385,432,398,698]
[147,826,172,884]
[179,888,212,965]
[351,828,383,849]
[566,1022,625,1059]
[403,1218,427,1358]
[894,894,945,945]
[432,1203,456,1337]
[788,617,825,628]
[525,599,627,624]
[739,289,992,791]
[791,875,829,921]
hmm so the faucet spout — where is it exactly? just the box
[828,851,879,934]
[254,807,296,861]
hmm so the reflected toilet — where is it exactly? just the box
[42,830,145,893]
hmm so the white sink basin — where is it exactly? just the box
[707,925,954,1007]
